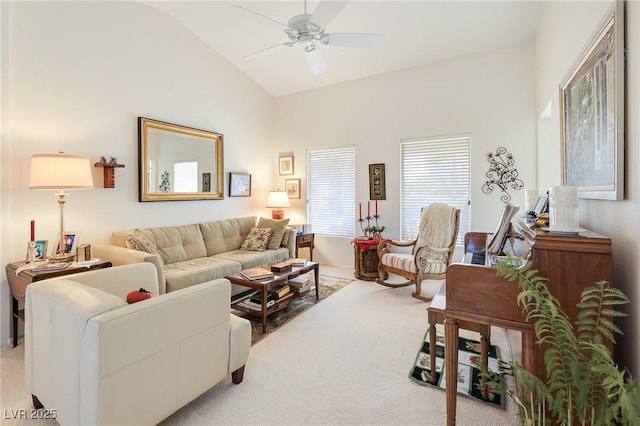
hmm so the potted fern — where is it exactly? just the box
[488,258,640,426]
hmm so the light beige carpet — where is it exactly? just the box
[1,268,521,425]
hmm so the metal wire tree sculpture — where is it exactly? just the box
[482,147,524,203]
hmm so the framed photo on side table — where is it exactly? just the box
[560,1,624,200]
[285,178,301,199]
[229,172,251,197]
[26,240,48,261]
[55,232,78,257]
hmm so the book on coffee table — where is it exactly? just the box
[271,261,292,273]
[240,267,274,281]
[288,258,307,266]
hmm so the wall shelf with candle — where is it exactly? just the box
[94,157,125,189]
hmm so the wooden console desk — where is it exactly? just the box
[444,229,613,425]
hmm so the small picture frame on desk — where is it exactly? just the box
[26,240,47,261]
[55,232,77,257]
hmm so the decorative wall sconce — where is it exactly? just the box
[94,156,125,188]
[482,147,524,203]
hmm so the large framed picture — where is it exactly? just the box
[560,1,624,200]
[229,172,251,197]
[369,163,386,200]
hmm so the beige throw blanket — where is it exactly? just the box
[414,203,456,255]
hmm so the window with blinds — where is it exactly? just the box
[400,135,471,244]
[306,146,356,237]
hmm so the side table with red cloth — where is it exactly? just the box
[352,238,387,281]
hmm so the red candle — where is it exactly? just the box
[367,201,370,217]
[30,220,35,241]
[375,200,378,216]
[359,203,362,220]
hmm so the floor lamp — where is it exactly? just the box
[29,153,94,262]
[266,190,290,220]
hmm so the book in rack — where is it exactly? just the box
[240,267,274,281]
[270,283,291,299]
[288,275,311,293]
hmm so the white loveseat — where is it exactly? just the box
[25,263,251,426]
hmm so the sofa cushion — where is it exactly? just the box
[200,217,257,256]
[240,227,273,252]
[163,257,242,293]
[256,217,290,250]
[148,224,207,264]
[214,248,289,269]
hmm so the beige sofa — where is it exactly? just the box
[93,216,294,297]
[25,263,251,426]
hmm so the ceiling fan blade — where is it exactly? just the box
[305,46,327,75]
[320,33,385,48]
[309,0,349,31]
[242,42,294,60]
[232,5,289,29]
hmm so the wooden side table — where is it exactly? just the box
[5,260,112,347]
[295,233,314,261]
[352,239,386,281]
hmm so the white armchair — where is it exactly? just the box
[25,263,251,426]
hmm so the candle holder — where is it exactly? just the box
[357,215,385,240]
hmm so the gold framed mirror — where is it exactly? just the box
[138,117,224,201]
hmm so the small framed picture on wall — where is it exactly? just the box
[279,156,294,175]
[285,178,301,199]
[229,172,251,197]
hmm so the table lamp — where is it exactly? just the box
[29,153,94,261]
[266,190,290,220]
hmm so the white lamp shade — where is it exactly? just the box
[266,190,290,208]
[29,153,94,189]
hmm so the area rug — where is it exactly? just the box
[232,273,353,345]
[409,330,505,408]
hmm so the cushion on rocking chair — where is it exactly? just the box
[380,253,448,275]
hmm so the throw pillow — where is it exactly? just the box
[281,227,292,247]
[240,227,274,252]
[126,288,152,304]
[256,217,290,250]
[125,229,158,255]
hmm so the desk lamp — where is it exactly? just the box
[29,153,94,261]
[266,190,290,220]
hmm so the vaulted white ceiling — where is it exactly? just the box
[145,1,541,97]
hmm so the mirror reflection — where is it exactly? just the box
[138,117,224,201]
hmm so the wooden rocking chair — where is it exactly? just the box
[376,203,460,302]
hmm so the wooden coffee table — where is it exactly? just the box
[227,261,319,333]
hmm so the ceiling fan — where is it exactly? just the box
[234,0,385,75]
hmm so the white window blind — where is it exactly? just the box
[400,135,471,244]
[306,146,356,237]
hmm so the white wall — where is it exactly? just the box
[274,44,537,267]
[535,0,639,378]
[0,1,274,346]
